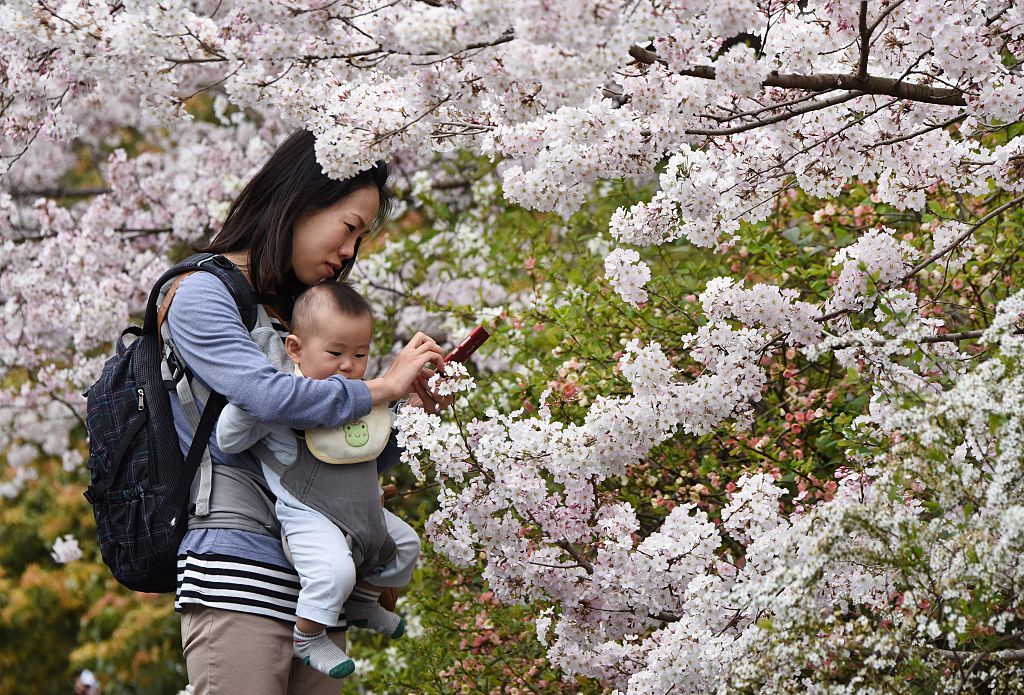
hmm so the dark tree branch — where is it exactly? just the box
[934,647,1024,663]
[870,113,968,148]
[556,540,594,574]
[904,194,1024,280]
[867,0,911,36]
[629,45,966,106]
[917,328,1023,344]
[416,30,514,58]
[857,1,870,79]
[685,90,866,136]
[9,186,111,199]
[704,88,837,124]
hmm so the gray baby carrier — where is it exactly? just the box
[163,298,396,576]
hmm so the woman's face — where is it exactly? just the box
[290,186,381,286]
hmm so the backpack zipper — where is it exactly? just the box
[137,388,145,411]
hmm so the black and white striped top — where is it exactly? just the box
[175,534,348,628]
[176,551,303,624]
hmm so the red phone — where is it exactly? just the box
[444,326,490,365]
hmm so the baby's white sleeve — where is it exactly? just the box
[216,403,268,454]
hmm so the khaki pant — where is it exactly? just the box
[181,605,346,694]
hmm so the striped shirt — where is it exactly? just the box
[176,552,304,624]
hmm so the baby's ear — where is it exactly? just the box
[284,334,303,363]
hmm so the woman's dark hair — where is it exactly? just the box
[202,130,392,310]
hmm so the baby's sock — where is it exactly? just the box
[292,626,355,679]
[345,585,405,638]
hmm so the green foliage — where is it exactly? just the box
[0,446,185,695]
[347,552,598,695]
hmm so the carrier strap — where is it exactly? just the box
[170,391,225,528]
[176,375,215,516]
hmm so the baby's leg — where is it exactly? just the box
[343,510,421,639]
[274,493,357,678]
[345,584,406,639]
[276,497,356,625]
[365,509,421,588]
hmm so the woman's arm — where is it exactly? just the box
[168,272,371,429]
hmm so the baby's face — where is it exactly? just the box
[294,312,373,381]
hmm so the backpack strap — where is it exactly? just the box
[144,253,258,335]
[149,253,258,517]
[157,272,194,356]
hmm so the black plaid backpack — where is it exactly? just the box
[84,253,256,593]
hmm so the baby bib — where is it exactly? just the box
[305,404,392,464]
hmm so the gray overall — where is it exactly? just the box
[163,300,396,578]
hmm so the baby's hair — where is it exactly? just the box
[290,282,373,338]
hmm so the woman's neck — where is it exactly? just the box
[221,251,251,283]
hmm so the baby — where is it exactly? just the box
[216,282,420,679]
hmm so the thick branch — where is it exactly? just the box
[556,540,594,574]
[629,45,966,107]
[8,186,111,199]
[857,1,870,79]
[917,329,986,344]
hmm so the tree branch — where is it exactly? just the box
[904,194,1024,280]
[685,90,866,136]
[867,0,911,36]
[857,1,870,79]
[816,194,1024,324]
[555,540,594,574]
[703,88,837,124]
[934,647,1024,663]
[8,186,111,199]
[628,45,966,107]
[870,112,968,148]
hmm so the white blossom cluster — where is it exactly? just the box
[50,534,83,564]
[426,361,476,398]
[700,276,821,346]
[0,120,280,494]
[3,0,1019,240]
[398,292,1024,692]
[828,227,918,312]
[603,247,651,308]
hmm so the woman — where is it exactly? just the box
[165,130,445,693]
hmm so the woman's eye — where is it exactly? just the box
[346,223,356,233]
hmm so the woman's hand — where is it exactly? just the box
[406,369,455,414]
[366,332,445,405]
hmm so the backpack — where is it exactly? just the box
[83,253,257,593]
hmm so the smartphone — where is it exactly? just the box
[444,326,490,365]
